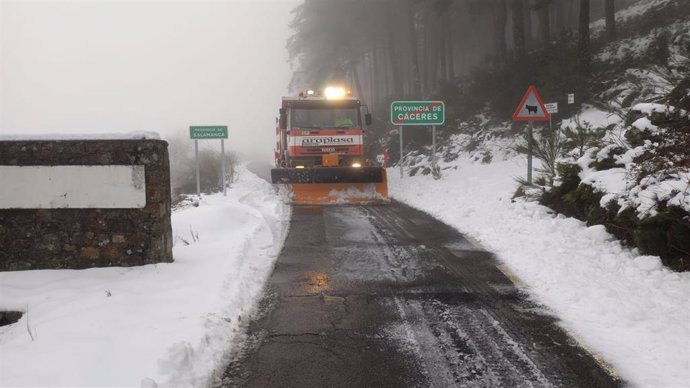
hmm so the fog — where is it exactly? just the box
[0,0,298,162]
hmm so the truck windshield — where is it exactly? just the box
[291,107,359,129]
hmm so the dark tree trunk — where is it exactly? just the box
[349,56,365,105]
[578,0,591,75]
[494,0,509,66]
[429,34,439,88]
[554,0,565,33]
[445,11,455,81]
[386,16,403,97]
[566,0,577,31]
[382,43,391,99]
[424,9,440,94]
[368,52,376,105]
[421,8,432,95]
[439,16,448,82]
[524,0,534,49]
[605,0,616,41]
[376,45,386,102]
[400,40,411,97]
[406,0,422,97]
[539,1,551,47]
[512,0,526,58]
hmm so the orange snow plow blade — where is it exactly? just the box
[290,181,388,205]
[272,167,388,205]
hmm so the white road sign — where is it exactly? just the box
[545,102,559,114]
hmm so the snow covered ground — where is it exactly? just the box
[389,157,690,388]
[0,167,289,387]
[591,0,675,34]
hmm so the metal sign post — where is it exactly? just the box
[432,125,437,178]
[391,101,445,180]
[511,86,550,185]
[190,126,229,197]
[221,139,226,196]
[195,140,200,197]
[527,122,533,184]
[545,102,559,133]
[399,126,403,179]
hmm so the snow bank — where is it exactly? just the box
[631,103,676,115]
[0,167,289,387]
[594,16,689,105]
[558,100,690,217]
[591,0,674,33]
[632,117,660,132]
[0,131,161,141]
[629,172,690,216]
[560,105,622,130]
[597,33,655,63]
[581,168,628,200]
[390,158,690,388]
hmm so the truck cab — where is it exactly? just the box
[271,87,386,205]
[275,89,372,169]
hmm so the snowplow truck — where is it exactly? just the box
[271,88,388,205]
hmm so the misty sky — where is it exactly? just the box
[0,0,299,161]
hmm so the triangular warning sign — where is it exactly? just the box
[512,85,550,121]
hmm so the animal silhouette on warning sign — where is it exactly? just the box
[512,85,550,121]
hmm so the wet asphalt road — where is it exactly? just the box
[216,198,623,388]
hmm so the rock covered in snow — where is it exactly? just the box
[631,103,675,116]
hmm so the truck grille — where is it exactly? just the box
[303,146,354,154]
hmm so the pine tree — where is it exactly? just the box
[578,0,591,75]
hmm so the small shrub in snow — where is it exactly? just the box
[562,117,606,158]
[26,311,36,341]
[643,30,672,66]
[175,227,200,247]
[590,146,627,171]
[514,124,566,187]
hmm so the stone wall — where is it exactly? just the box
[0,140,173,270]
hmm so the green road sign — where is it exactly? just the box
[190,126,228,139]
[390,101,445,126]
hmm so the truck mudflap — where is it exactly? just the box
[271,167,388,205]
[271,167,385,184]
